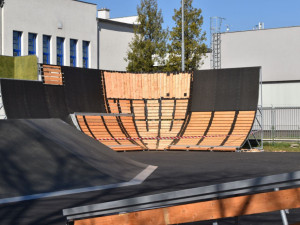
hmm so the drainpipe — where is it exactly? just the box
[181,0,185,72]
[0,0,4,55]
[97,20,100,69]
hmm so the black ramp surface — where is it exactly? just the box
[44,85,69,119]
[0,119,148,199]
[1,66,106,120]
[191,67,260,111]
[62,66,106,114]
[1,79,50,119]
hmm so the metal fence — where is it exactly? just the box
[252,107,300,142]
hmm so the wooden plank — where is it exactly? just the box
[131,73,135,99]
[151,73,155,99]
[181,73,184,98]
[176,74,180,98]
[44,76,62,82]
[43,71,62,76]
[43,65,61,69]
[43,68,61,74]
[44,77,63,83]
[155,73,159,99]
[119,73,124,99]
[44,81,63,85]
[110,72,115,98]
[114,72,119,99]
[104,72,110,98]
[124,73,128,99]
[166,73,170,98]
[169,73,173,98]
[108,72,114,98]
[138,74,143,99]
[163,73,167,98]
[43,75,63,80]
[142,74,146,99]
[137,73,141,99]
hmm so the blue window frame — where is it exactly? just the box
[28,33,37,55]
[57,37,64,66]
[13,31,22,56]
[70,39,77,67]
[82,41,89,68]
[43,35,51,64]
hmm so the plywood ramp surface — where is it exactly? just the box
[76,115,145,151]
[42,65,63,85]
[77,109,255,151]
[103,72,191,99]
[169,110,256,151]
[224,111,255,147]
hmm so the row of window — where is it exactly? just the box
[13,31,90,68]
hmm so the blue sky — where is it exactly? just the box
[86,0,300,44]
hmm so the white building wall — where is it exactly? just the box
[262,83,300,107]
[1,0,97,68]
[98,20,134,71]
[201,26,300,107]
[199,53,211,70]
[220,27,300,82]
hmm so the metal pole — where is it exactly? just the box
[97,22,100,70]
[181,0,185,72]
[260,68,264,149]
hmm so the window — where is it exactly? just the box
[82,41,89,68]
[13,31,22,56]
[28,33,37,55]
[70,39,77,67]
[57,37,64,66]
[43,35,51,64]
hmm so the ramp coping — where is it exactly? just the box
[75,112,133,117]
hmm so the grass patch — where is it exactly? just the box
[263,142,300,152]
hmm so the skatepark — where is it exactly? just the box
[1,64,300,225]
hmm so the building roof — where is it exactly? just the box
[97,18,135,29]
[72,0,97,6]
[222,25,300,34]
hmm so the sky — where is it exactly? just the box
[85,0,300,45]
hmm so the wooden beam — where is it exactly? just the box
[74,187,300,225]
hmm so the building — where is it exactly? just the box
[202,26,300,107]
[0,0,98,68]
[0,0,135,70]
[97,9,135,71]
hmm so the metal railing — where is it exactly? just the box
[253,107,300,142]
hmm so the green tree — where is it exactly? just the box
[167,0,207,71]
[126,0,168,72]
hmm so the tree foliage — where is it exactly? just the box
[167,0,207,71]
[126,0,168,72]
